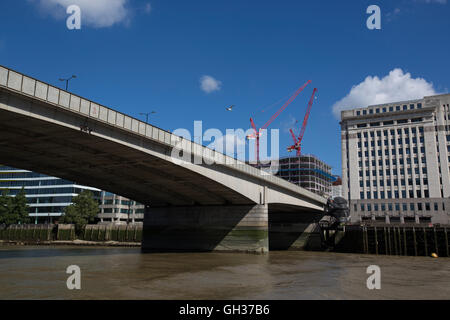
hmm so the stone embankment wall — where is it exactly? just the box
[0,224,142,244]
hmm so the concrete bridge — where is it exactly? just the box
[0,65,327,253]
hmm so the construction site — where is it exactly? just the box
[247,82,334,197]
[255,155,333,197]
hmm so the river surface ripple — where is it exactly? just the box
[0,246,449,300]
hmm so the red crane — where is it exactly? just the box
[287,87,318,156]
[248,80,311,163]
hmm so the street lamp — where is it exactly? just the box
[59,75,77,91]
[139,111,156,124]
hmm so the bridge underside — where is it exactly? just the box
[0,97,252,207]
[0,87,325,253]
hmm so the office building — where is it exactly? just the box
[98,192,144,225]
[341,94,450,224]
[0,165,101,223]
[331,176,343,199]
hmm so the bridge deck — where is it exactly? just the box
[0,65,326,210]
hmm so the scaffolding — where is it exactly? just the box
[255,155,333,196]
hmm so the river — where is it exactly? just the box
[0,246,449,300]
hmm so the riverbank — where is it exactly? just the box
[0,239,140,247]
[0,223,143,244]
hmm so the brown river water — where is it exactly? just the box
[0,246,449,300]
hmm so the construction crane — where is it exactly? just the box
[287,87,318,156]
[248,80,311,163]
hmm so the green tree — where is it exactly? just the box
[11,188,30,224]
[0,188,30,226]
[0,189,12,225]
[60,191,99,235]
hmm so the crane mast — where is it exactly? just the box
[287,88,318,156]
[248,80,311,164]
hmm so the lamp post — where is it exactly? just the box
[139,111,156,124]
[59,75,77,91]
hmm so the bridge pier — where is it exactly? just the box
[142,204,268,253]
[268,210,323,251]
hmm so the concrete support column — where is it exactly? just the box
[142,204,268,253]
[268,210,322,251]
[415,214,420,224]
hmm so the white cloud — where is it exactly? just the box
[200,75,222,93]
[332,68,437,118]
[31,0,131,28]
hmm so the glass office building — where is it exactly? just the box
[0,165,101,223]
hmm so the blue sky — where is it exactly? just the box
[0,0,449,175]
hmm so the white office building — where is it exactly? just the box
[341,94,450,224]
[98,191,144,225]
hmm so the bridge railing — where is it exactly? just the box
[0,65,326,205]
